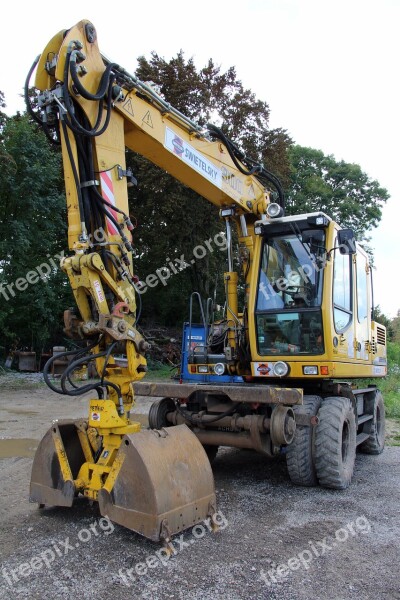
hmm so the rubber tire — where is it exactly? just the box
[286,395,321,486]
[203,445,219,464]
[315,396,356,490]
[148,397,175,429]
[359,390,385,455]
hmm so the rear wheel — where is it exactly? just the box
[359,390,385,454]
[286,395,321,486]
[315,396,356,490]
[148,398,175,429]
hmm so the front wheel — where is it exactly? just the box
[315,396,356,490]
[286,395,321,486]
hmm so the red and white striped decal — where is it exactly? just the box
[100,171,119,236]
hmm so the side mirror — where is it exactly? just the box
[337,229,356,255]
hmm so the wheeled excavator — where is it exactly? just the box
[27,20,387,542]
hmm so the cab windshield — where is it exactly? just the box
[255,230,325,356]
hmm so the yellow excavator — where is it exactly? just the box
[27,20,387,542]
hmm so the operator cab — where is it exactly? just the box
[250,212,385,380]
[255,216,326,357]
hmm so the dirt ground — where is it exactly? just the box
[0,374,399,600]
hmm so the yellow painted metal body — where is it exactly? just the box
[29,20,386,535]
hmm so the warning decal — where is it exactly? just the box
[93,279,105,304]
[142,110,154,128]
[123,99,134,116]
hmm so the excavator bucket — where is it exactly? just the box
[30,421,216,542]
[98,424,216,541]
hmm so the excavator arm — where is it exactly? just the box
[26,19,283,389]
[33,20,281,236]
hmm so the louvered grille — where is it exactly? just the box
[377,326,386,345]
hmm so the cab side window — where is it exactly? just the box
[333,247,352,331]
[357,254,368,322]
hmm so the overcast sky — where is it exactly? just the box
[2,0,399,317]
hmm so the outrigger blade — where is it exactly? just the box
[30,422,216,542]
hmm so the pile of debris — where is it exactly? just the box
[140,325,182,366]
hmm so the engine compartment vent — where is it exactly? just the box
[376,326,386,345]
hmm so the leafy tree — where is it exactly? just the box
[127,54,292,324]
[0,90,7,135]
[389,309,400,344]
[0,110,70,353]
[286,145,389,240]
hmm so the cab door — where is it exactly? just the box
[332,242,354,360]
[354,248,371,361]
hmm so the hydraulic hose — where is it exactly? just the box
[43,339,101,395]
[207,123,285,208]
[24,56,60,145]
[69,56,118,101]
[60,349,109,396]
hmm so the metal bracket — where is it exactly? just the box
[80,180,99,188]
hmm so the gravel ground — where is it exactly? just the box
[0,374,399,600]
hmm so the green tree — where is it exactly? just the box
[389,309,400,344]
[286,145,389,240]
[0,90,7,132]
[127,53,292,324]
[0,110,70,353]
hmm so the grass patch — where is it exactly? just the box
[358,375,400,420]
[357,341,400,421]
[386,418,400,446]
[145,360,178,381]
[382,343,400,419]
[383,390,400,420]
[0,370,46,392]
